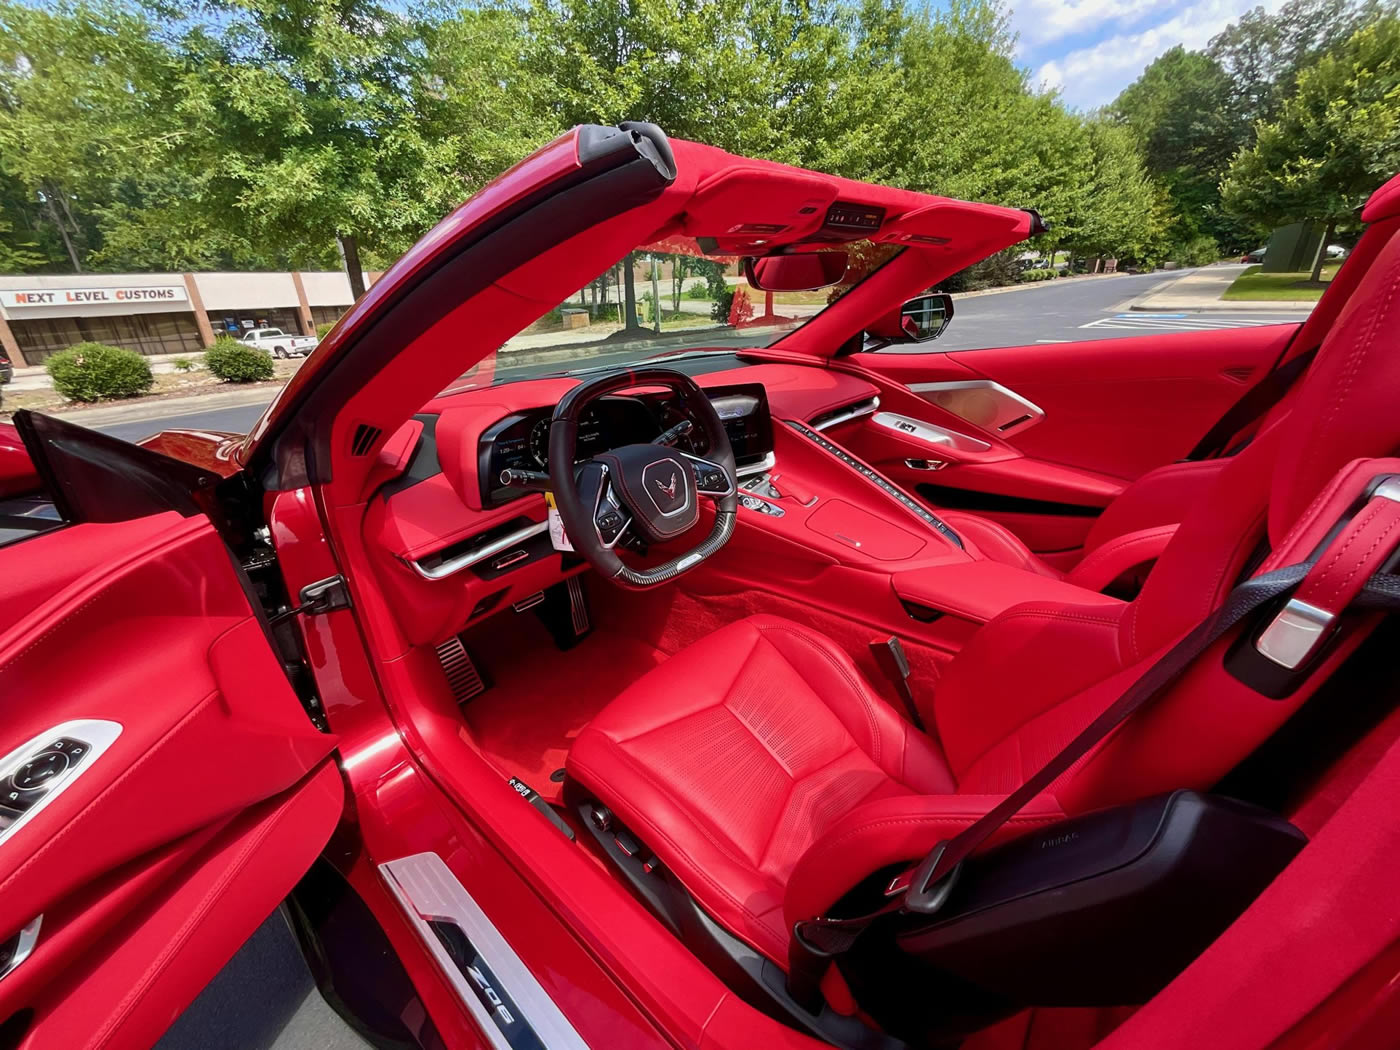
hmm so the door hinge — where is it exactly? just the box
[271,575,352,624]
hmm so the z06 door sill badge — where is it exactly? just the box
[379,853,589,1050]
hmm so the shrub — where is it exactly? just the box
[45,343,154,402]
[316,321,337,339]
[1018,268,1056,282]
[1171,235,1220,268]
[171,356,196,372]
[203,336,275,383]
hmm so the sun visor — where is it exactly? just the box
[880,200,1032,247]
[681,166,838,251]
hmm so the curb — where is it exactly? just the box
[14,386,279,427]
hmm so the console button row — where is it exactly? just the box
[785,421,963,548]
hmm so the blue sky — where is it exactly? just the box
[1007,0,1290,110]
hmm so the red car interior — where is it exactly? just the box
[2,125,1399,1049]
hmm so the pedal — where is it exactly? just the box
[435,634,487,704]
[532,579,592,650]
[512,591,545,613]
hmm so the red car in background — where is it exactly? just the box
[2,124,1400,1050]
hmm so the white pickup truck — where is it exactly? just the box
[239,327,318,358]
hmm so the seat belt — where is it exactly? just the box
[1185,348,1317,461]
[788,484,1400,1008]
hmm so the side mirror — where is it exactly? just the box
[867,293,954,345]
[743,252,848,291]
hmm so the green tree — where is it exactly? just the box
[1110,47,1254,254]
[1208,0,1391,126]
[1222,15,1400,281]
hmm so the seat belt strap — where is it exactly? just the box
[790,481,1400,992]
[1185,348,1317,461]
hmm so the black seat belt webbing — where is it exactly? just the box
[1186,348,1317,461]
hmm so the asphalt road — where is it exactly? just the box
[93,270,1308,444]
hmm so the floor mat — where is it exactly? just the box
[460,610,668,802]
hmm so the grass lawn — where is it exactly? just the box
[1223,261,1342,301]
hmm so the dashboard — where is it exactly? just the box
[476,383,775,507]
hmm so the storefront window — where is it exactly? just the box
[207,308,303,338]
[9,313,204,363]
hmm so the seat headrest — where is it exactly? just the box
[1270,226,1400,542]
[1362,170,1400,223]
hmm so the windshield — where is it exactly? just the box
[439,236,897,394]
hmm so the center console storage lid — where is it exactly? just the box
[892,560,1123,624]
[805,499,928,561]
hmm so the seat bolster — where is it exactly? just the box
[783,793,1067,938]
[1064,524,1178,593]
[1080,458,1226,553]
[940,512,1063,579]
[568,725,791,963]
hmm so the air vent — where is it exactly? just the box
[1222,366,1256,383]
[350,423,382,457]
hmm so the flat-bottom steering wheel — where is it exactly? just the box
[548,368,739,589]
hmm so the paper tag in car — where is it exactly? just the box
[545,492,573,552]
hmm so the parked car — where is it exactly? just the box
[239,326,318,358]
[0,349,11,384]
[1241,246,1267,263]
[1,124,1399,1050]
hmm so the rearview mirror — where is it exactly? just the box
[743,252,848,291]
[867,293,954,345]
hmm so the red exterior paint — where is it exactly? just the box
[0,421,39,497]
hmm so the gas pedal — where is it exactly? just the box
[567,575,590,636]
[435,634,487,704]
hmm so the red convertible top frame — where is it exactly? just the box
[238,124,1035,504]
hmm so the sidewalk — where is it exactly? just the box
[1130,265,1314,313]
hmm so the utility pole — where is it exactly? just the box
[651,255,661,334]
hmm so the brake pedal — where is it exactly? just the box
[532,578,592,650]
[435,634,487,704]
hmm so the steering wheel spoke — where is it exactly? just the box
[681,452,736,499]
[575,460,632,548]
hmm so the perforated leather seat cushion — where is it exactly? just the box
[567,614,953,963]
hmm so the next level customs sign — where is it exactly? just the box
[0,285,188,308]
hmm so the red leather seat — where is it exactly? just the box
[568,186,1400,977]
[568,615,955,963]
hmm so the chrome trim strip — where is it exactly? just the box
[871,411,992,453]
[1256,598,1335,670]
[0,916,41,983]
[812,396,880,431]
[380,853,589,1050]
[0,721,122,849]
[908,379,1045,435]
[411,520,549,581]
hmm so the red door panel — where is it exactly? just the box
[849,324,1299,553]
[0,509,341,1046]
[856,324,1298,480]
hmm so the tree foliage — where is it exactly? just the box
[1222,12,1400,274]
[8,0,1382,282]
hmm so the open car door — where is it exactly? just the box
[0,413,342,1050]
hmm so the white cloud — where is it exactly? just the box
[1032,0,1292,110]
[1011,0,1177,49]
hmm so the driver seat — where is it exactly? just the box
[566,217,1400,981]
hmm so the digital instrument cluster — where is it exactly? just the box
[478,384,774,506]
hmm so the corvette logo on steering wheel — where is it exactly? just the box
[655,472,679,500]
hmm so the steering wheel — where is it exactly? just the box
[548,367,739,589]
